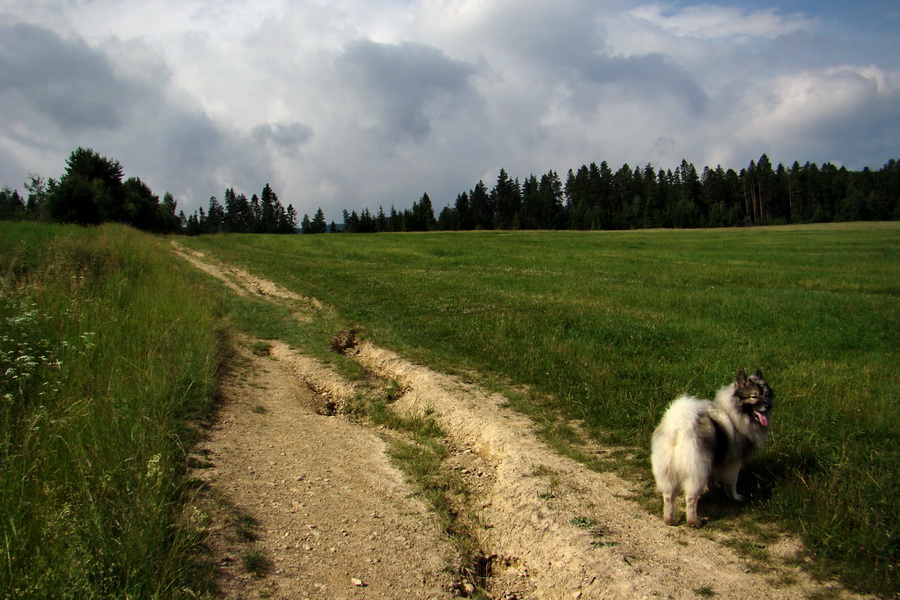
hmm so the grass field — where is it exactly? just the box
[184,223,898,596]
[0,223,223,599]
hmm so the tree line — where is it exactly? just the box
[1,148,182,233]
[182,185,297,235]
[0,147,300,235]
[333,155,899,233]
[3,149,897,234]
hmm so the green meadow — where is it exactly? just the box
[185,223,898,595]
[0,223,222,599]
[0,222,895,597]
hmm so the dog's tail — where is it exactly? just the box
[652,395,714,494]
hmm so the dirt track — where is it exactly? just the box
[174,242,870,600]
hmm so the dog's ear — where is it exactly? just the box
[736,369,748,387]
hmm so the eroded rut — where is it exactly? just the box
[174,242,868,600]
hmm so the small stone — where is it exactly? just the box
[351,578,366,587]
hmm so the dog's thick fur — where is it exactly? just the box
[651,369,773,527]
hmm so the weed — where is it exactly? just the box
[0,223,224,599]
[249,340,272,356]
[571,516,595,529]
[235,513,260,541]
[242,549,270,577]
[571,515,616,548]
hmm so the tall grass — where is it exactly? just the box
[0,223,223,599]
[185,223,898,595]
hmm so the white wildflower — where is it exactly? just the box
[145,453,163,481]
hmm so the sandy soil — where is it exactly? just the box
[190,341,457,600]
[174,242,872,600]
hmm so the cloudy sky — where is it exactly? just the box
[1,0,898,219]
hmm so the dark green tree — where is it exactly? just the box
[224,188,252,232]
[519,174,541,229]
[564,166,591,229]
[260,183,277,232]
[300,213,313,234]
[284,204,298,233]
[454,191,472,230]
[376,206,388,232]
[311,207,327,233]
[0,187,25,220]
[42,147,179,232]
[389,205,401,232]
[24,174,49,219]
[541,170,565,229]
[437,204,459,230]
[46,148,123,225]
[409,193,436,231]
[491,169,521,229]
[468,181,491,229]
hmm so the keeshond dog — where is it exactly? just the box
[651,369,773,527]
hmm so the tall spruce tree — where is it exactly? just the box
[312,207,327,233]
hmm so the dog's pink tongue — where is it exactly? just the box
[755,411,769,427]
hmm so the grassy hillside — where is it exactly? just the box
[0,223,223,599]
[185,223,898,595]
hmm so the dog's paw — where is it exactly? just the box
[687,518,703,528]
[731,493,746,502]
[664,516,680,526]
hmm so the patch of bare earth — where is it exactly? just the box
[190,341,457,599]
[178,247,871,600]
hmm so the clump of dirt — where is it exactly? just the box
[330,329,360,355]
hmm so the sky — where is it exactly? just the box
[1,0,898,219]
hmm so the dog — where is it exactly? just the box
[651,369,773,527]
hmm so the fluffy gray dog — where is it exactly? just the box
[651,369,773,527]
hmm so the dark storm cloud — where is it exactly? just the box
[456,1,708,115]
[160,110,226,170]
[0,19,280,212]
[0,23,142,131]
[336,39,478,142]
[576,53,709,114]
[125,107,278,210]
[251,121,314,155]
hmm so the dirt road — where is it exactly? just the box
[175,243,869,600]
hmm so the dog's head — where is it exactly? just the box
[734,368,773,428]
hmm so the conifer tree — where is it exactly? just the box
[312,207,327,233]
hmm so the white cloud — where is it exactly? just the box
[756,66,889,131]
[334,39,479,143]
[727,65,900,166]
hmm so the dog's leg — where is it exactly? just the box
[719,462,745,502]
[685,494,702,528]
[662,492,678,525]
[684,478,706,527]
